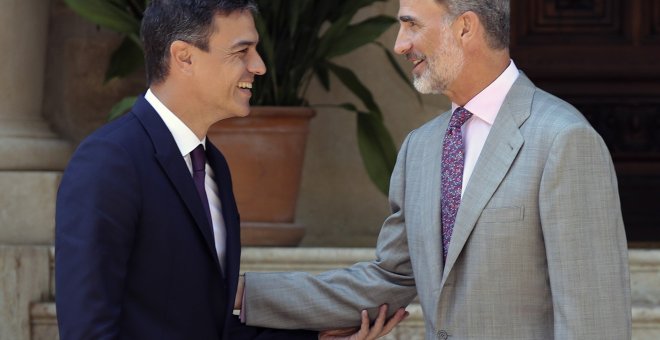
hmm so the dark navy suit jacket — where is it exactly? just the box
[55,96,316,339]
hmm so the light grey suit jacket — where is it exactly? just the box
[245,74,631,339]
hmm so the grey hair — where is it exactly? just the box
[441,0,509,50]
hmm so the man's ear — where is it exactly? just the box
[169,40,194,76]
[455,11,480,44]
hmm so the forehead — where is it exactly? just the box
[398,0,447,20]
[210,11,259,45]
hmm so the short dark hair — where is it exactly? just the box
[141,0,258,85]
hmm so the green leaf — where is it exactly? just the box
[327,16,397,59]
[105,37,144,82]
[64,0,140,35]
[373,41,422,104]
[314,65,330,91]
[336,103,359,112]
[315,6,356,61]
[287,0,309,38]
[326,62,380,116]
[108,96,137,121]
[357,112,397,195]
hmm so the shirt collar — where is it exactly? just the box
[451,60,520,125]
[145,89,206,156]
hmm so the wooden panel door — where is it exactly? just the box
[511,0,660,245]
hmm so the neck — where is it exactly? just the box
[445,49,510,107]
[150,81,209,141]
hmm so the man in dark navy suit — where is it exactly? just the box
[55,0,405,339]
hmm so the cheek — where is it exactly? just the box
[418,32,439,53]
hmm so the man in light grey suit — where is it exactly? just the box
[237,0,631,338]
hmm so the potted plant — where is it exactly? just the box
[64,0,416,245]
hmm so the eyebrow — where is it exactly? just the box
[231,40,258,50]
[399,15,416,23]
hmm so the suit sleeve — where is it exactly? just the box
[55,138,140,339]
[539,124,631,339]
[243,134,418,330]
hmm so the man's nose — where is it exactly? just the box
[249,52,266,75]
[393,28,410,55]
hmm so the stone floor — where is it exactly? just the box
[4,247,659,339]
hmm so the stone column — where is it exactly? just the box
[0,0,71,173]
[0,0,71,338]
[0,0,72,240]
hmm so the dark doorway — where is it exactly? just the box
[511,0,660,246]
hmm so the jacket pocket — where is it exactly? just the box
[478,206,524,223]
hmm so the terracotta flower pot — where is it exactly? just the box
[207,106,315,246]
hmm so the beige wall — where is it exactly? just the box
[41,0,451,247]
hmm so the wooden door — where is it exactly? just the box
[511,0,660,245]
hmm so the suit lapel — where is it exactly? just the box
[206,142,241,294]
[207,142,246,339]
[131,96,221,271]
[441,74,536,285]
[418,113,451,276]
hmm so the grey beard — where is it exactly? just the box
[413,65,445,94]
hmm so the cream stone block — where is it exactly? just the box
[0,137,71,170]
[30,303,59,340]
[0,172,61,244]
[0,246,51,340]
[630,250,660,306]
[632,306,660,340]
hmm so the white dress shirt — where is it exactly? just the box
[453,60,520,196]
[145,89,226,273]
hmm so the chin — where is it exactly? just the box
[236,106,251,117]
[228,102,251,118]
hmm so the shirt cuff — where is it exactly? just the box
[239,287,247,323]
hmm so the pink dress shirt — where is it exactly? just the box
[453,60,520,196]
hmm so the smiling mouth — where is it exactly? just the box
[237,82,253,90]
[412,59,425,70]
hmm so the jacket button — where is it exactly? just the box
[436,329,449,339]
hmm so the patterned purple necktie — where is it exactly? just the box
[191,145,213,229]
[441,107,472,262]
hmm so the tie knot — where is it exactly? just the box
[449,107,473,128]
[190,144,206,173]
